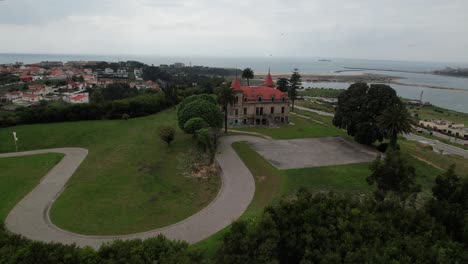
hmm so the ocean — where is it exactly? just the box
[1,53,467,113]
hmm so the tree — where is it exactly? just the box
[196,127,219,163]
[377,103,414,148]
[333,83,401,145]
[216,84,236,134]
[367,149,420,199]
[289,69,302,111]
[102,83,138,101]
[178,99,223,130]
[242,68,254,86]
[427,165,468,242]
[177,94,217,120]
[159,126,175,145]
[276,77,289,92]
[183,117,208,135]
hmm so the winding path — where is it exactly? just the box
[0,136,261,249]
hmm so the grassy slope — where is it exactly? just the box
[0,153,64,221]
[410,105,468,126]
[239,114,346,139]
[0,109,220,235]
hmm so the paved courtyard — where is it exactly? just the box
[249,137,379,169]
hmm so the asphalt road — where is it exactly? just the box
[404,133,468,158]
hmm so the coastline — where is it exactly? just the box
[255,73,468,93]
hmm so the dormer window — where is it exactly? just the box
[271,97,275,102]
[282,97,285,102]
[244,97,247,102]
[258,97,262,102]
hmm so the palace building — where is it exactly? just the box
[227,70,289,127]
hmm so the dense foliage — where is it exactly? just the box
[333,83,401,145]
[101,83,139,101]
[177,95,221,130]
[0,93,168,127]
[0,225,202,264]
[276,78,289,92]
[427,165,468,243]
[241,68,254,86]
[367,150,420,199]
[183,117,208,135]
[218,187,467,264]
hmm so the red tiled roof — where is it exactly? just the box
[70,94,87,101]
[231,77,241,89]
[22,93,39,98]
[234,86,288,100]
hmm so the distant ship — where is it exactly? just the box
[318,59,332,62]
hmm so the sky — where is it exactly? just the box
[0,0,468,62]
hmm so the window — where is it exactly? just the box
[281,107,285,113]
[271,97,275,102]
[235,109,238,116]
[244,97,247,102]
[281,117,284,123]
[243,119,247,125]
[258,97,262,102]
[256,107,264,115]
[235,96,239,104]
[271,107,275,114]
[243,108,247,115]
[282,97,285,102]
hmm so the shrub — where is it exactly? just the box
[177,94,217,119]
[159,126,176,145]
[183,117,208,135]
[178,99,222,130]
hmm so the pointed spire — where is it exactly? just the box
[263,67,274,87]
[231,77,241,89]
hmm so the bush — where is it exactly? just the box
[178,99,222,130]
[159,126,176,145]
[183,117,208,135]
[1,93,169,127]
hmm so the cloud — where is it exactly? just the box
[0,0,467,62]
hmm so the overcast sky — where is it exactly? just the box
[1,0,467,62]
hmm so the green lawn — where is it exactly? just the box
[409,105,468,126]
[0,153,64,221]
[0,109,220,235]
[239,114,346,139]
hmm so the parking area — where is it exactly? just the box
[249,137,379,169]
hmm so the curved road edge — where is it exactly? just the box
[1,136,262,249]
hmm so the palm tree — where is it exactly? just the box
[242,68,254,86]
[217,84,236,134]
[377,104,414,149]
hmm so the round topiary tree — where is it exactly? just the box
[183,117,208,135]
[177,94,217,119]
[178,99,223,130]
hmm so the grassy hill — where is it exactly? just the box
[0,153,64,221]
[0,109,220,235]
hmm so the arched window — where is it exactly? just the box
[235,96,239,103]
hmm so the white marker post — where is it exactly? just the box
[13,131,18,152]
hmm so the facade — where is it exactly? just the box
[227,71,289,127]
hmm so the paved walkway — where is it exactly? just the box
[404,133,468,158]
[293,105,335,117]
[1,137,262,249]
